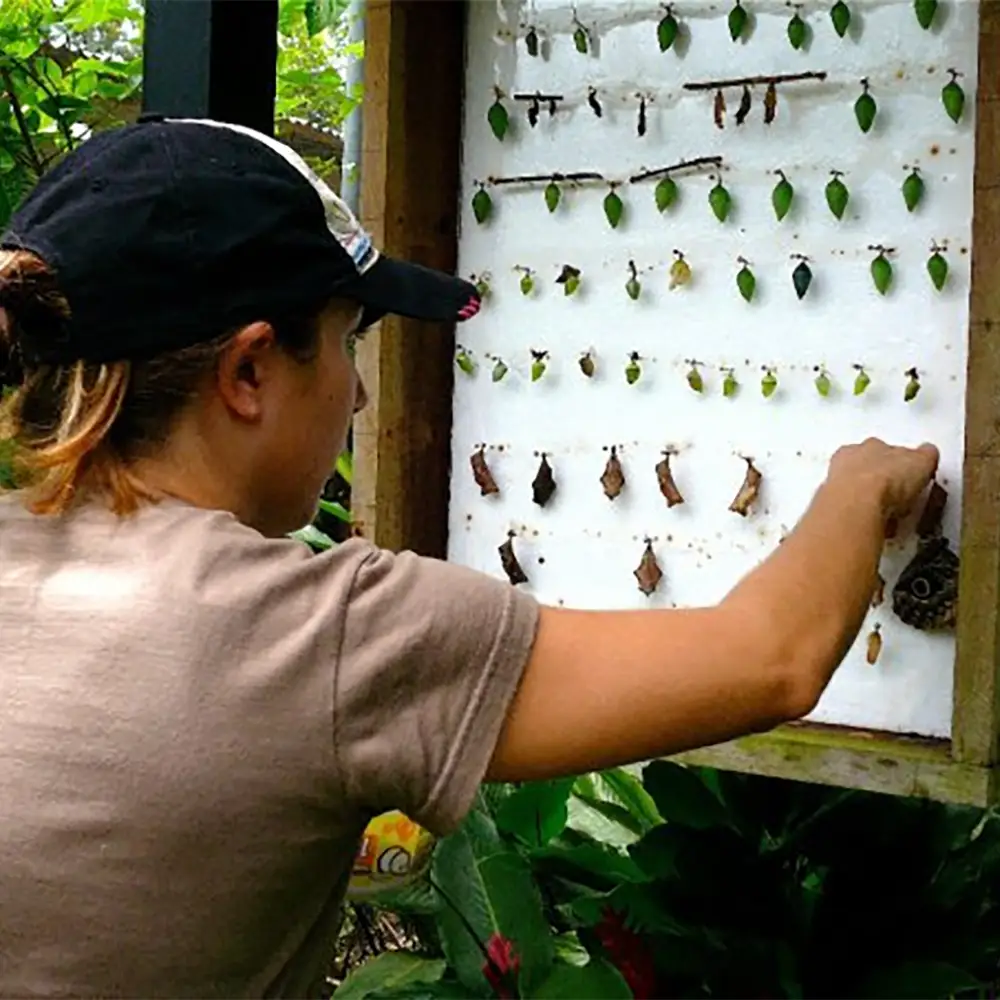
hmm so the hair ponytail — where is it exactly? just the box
[0,250,148,514]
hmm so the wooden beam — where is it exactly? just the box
[674,724,994,807]
[953,3,1000,767]
[141,0,278,135]
[353,0,467,556]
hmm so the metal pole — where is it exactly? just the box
[339,0,366,213]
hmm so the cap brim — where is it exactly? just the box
[346,255,482,330]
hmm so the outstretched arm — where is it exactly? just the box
[487,439,938,783]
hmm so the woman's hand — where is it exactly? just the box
[827,437,940,523]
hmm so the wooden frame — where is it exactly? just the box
[355,0,1000,807]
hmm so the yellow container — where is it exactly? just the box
[347,810,436,901]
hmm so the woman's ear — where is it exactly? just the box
[214,321,278,422]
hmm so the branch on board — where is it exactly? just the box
[683,70,828,91]
[485,171,606,186]
[629,156,723,184]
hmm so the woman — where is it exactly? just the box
[0,117,937,997]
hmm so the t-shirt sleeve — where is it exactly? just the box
[334,541,540,836]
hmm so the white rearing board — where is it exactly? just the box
[447,0,979,739]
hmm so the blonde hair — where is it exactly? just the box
[0,249,323,517]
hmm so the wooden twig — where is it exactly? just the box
[512,91,565,102]
[684,70,827,91]
[486,170,605,185]
[4,54,76,152]
[630,155,723,183]
[1,67,44,175]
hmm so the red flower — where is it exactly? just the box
[595,906,658,999]
[482,931,520,999]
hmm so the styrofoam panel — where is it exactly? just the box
[448,0,979,738]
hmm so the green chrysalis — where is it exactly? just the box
[772,171,794,221]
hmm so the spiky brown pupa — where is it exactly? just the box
[634,539,663,596]
[735,84,752,125]
[600,446,625,500]
[728,458,762,517]
[655,452,684,507]
[531,453,556,507]
[916,480,948,539]
[498,532,528,585]
[713,88,726,128]
[470,446,499,497]
[764,81,778,124]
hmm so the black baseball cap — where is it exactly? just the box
[0,116,481,365]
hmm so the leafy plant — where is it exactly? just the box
[335,762,1000,999]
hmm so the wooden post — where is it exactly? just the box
[952,2,1000,771]
[142,0,279,135]
[353,0,467,557]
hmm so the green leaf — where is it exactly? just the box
[495,778,574,847]
[368,878,441,915]
[333,953,446,1000]
[317,498,351,523]
[335,449,353,484]
[303,0,336,34]
[529,838,648,885]
[552,932,590,967]
[589,768,662,833]
[642,760,731,829]
[534,958,633,998]
[290,523,336,550]
[857,960,981,999]
[432,809,554,996]
[627,824,682,879]
[568,791,645,847]
[279,68,319,86]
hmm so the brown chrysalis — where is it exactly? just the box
[655,452,684,507]
[916,480,948,538]
[872,573,885,608]
[532,453,556,506]
[528,96,541,127]
[713,88,726,129]
[728,457,762,517]
[735,84,752,125]
[470,446,499,497]
[865,623,883,665]
[498,531,528,585]
[600,446,625,500]
[634,538,663,596]
[764,81,778,124]
[637,95,647,136]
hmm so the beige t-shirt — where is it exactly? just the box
[0,496,539,998]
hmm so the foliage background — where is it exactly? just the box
[0,0,359,229]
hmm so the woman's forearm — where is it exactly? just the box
[723,474,888,709]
